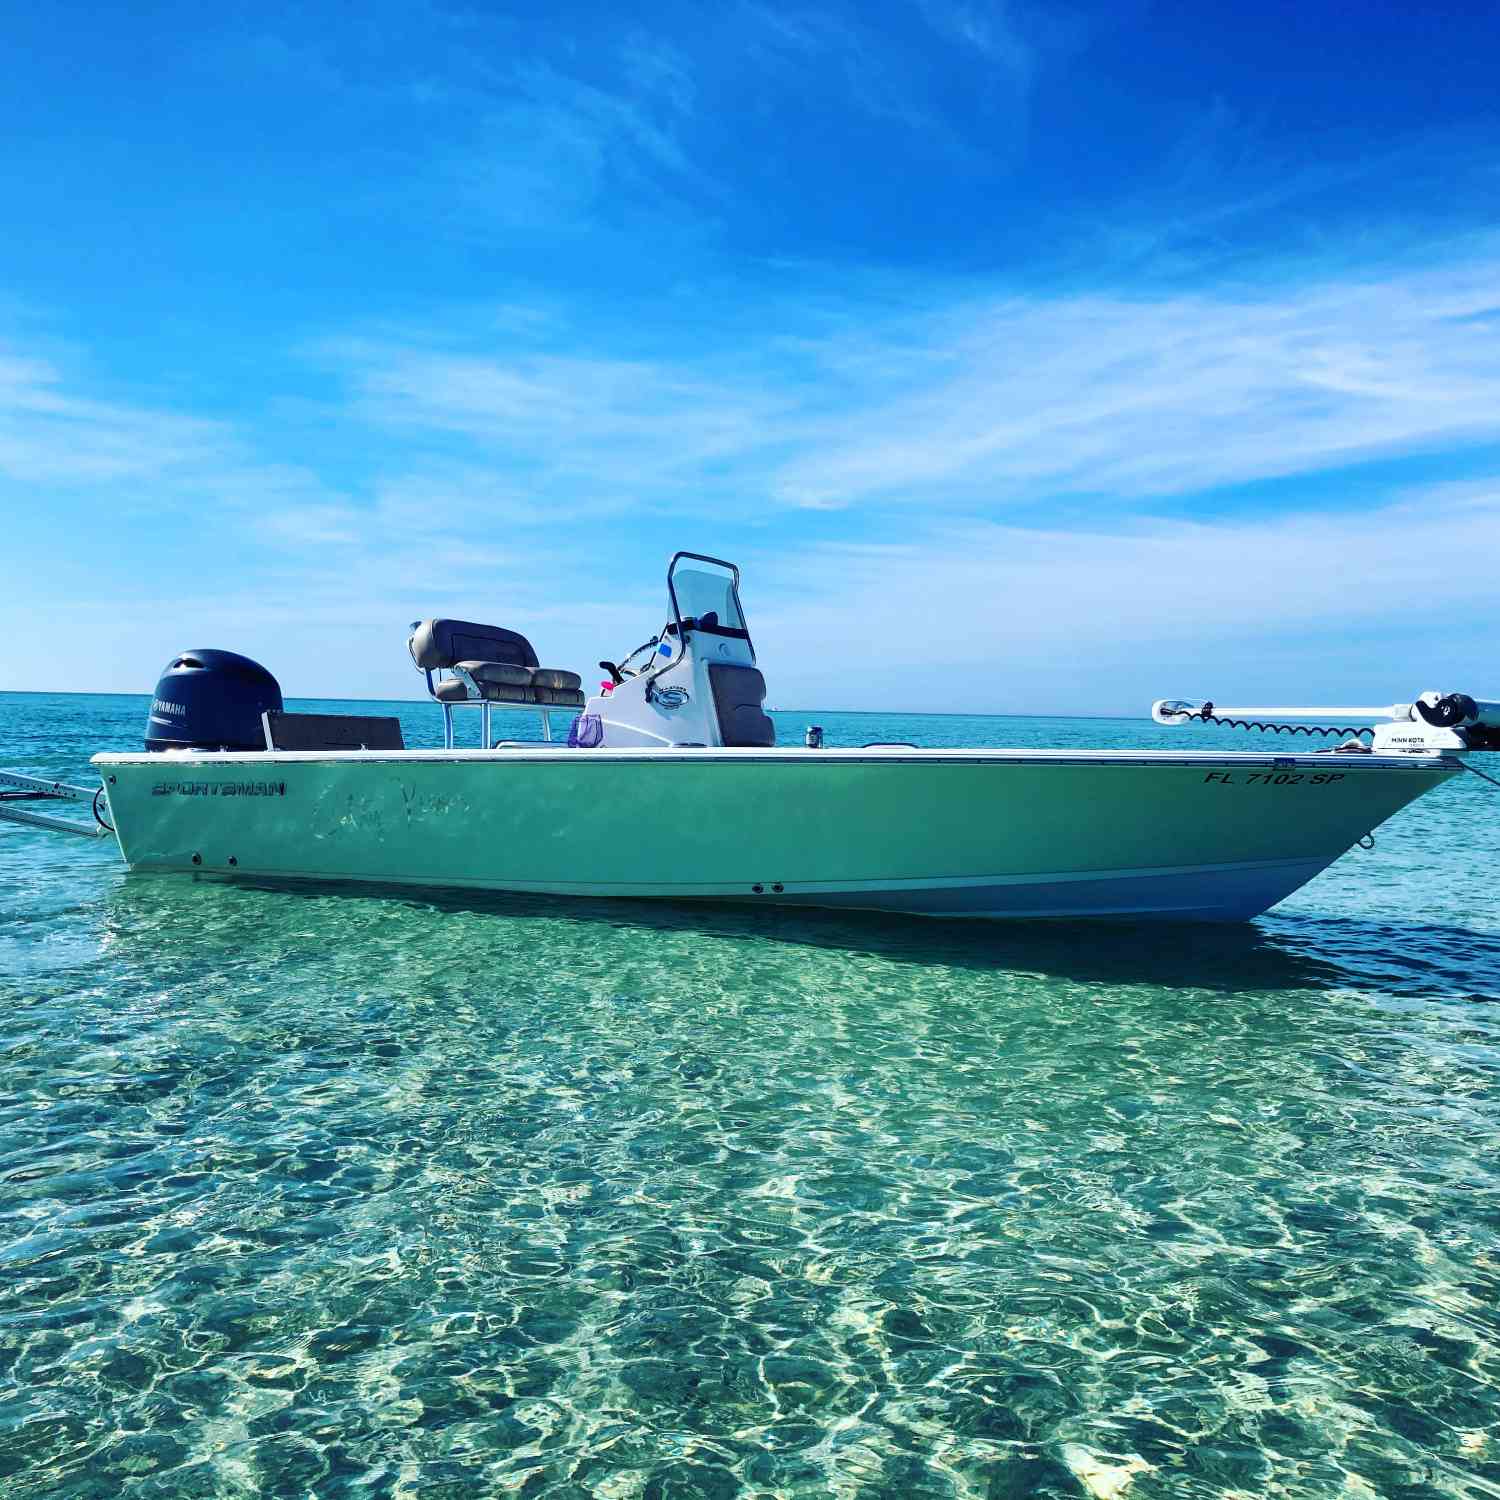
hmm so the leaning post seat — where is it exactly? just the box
[408,618,584,747]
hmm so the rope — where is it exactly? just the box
[91,786,115,835]
[1456,758,1500,790]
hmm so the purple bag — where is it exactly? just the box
[567,713,604,748]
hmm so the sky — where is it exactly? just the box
[3,0,1499,713]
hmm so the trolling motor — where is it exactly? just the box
[1152,690,1500,753]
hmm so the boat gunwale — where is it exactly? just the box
[91,747,1458,773]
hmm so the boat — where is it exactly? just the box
[3,552,1488,922]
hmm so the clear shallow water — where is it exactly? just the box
[2,693,1498,1499]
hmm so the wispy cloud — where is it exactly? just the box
[17,240,1498,543]
[619,34,696,119]
[734,1,1009,161]
[438,56,713,234]
[317,244,1500,520]
[768,250,1500,508]
[322,338,790,504]
[13,470,1493,706]
[7,239,1500,705]
[0,341,345,551]
[915,0,1036,82]
[371,464,635,529]
[741,3,923,124]
[755,484,1500,709]
[188,2,1078,253]
[0,348,230,484]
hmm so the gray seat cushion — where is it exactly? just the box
[410,619,539,672]
[471,680,536,704]
[531,667,582,691]
[531,685,587,708]
[436,669,534,704]
[707,664,775,747]
[457,660,533,687]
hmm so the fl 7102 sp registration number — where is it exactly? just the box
[1202,770,1345,785]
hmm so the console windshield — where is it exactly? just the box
[669,559,746,636]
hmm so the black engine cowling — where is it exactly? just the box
[145,650,283,752]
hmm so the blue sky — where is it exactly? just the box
[3,0,1499,711]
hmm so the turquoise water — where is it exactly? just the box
[2,692,1498,1499]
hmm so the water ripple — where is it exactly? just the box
[1,697,1498,1496]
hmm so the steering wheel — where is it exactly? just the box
[613,635,663,680]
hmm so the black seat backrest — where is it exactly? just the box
[707,664,775,748]
[409,619,539,672]
[263,711,405,751]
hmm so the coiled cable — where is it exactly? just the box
[1178,704,1374,741]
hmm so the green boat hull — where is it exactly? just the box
[93,747,1455,922]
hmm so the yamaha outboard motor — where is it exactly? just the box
[145,650,283,752]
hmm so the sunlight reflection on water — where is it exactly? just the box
[1,694,1497,1498]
